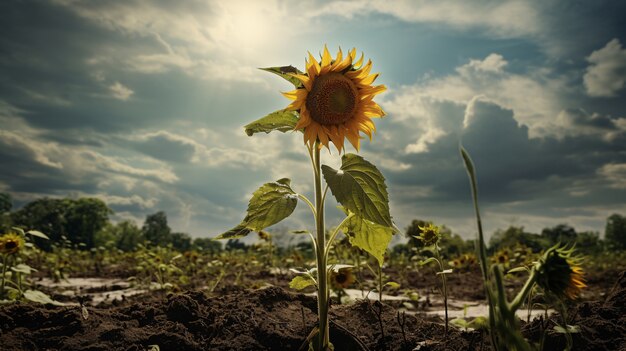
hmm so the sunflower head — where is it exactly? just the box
[283,46,386,152]
[0,232,25,255]
[415,223,441,247]
[331,268,355,289]
[535,245,586,300]
[257,230,271,242]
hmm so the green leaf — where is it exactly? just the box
[340,213,393,266]
[215,224,252,240]
[323,154,392,227]
[11,264,36,274]
[291,230,311,235]
[216,179,298,240]
[554,324,581,334]
[289,275,316,290]
[26,230,49,240]
[260,66,305,88]
[244,110,299,136]
[244,178,298,230]
[384,282,400,289]
[420,257,439,266]
[23,290,65,306]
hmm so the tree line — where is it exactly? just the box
[1,192,625,254]
[0,193,221,252]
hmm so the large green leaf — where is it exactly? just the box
[341,213,393,266]
[260,65,305,88]
[322,154,392,227]
[244,110,299,136]
[215,178,298,240]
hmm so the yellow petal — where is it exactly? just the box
[281,89,307,100]
[321,45,332,74]
[359,84,387,98]
[288,73,312,91]
[353,52,364,69]
[307,52,321,77]
[356,73,379,87]
[346,130,361,151]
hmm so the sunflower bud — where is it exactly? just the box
[0,232,25,255]
[415,223,441,247]
[535,245,586,300]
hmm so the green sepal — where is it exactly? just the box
[340,211,393,266]
[244,110,299,136]
[323,154,392,227]
[260,66,305,88]
[215,178,298,240]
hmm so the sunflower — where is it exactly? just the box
[331,268,355,289]
[535,246,586,300]
[0,232,25,255]
[415,223,441,247]
[283,46,386,152]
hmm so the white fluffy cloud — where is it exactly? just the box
[584,39,626,97]
[109,82,134,100]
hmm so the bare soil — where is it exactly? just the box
[0,270,624,351]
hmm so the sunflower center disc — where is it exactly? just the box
[306,72,358,125]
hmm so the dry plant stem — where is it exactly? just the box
[462,149,499,351]
[313,142,330,350]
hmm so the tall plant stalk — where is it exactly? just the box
[312,143,331,350]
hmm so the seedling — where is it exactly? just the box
[416,223,452,335]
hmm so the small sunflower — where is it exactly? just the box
[415,223,441,247]
[331,268,355,289]
[0,232,25,255]
[535,245,586,300]
[283,46,386,152]
[258,230,271,242]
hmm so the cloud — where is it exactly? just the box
[598,163,626,189]
[584,39,626,97]
[109,82,134,100]
[382,52,568,154]
[312,0,541,38]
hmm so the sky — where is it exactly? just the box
[1,0,625,242]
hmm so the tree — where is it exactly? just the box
[0,193,12,231]
[142,211,172,246]
[115,221,144,251]
[541,224,577,246]
[64,198,112,249]
[94,220,144,251]
[605,214,626,250]
[11,198,69,250]
[0,193,11,213]
[489,226,548,253]
[171,232,192,251]
[192,238,222,253]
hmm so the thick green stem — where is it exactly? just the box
[313,143,330,350]
[510,268,537,312]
